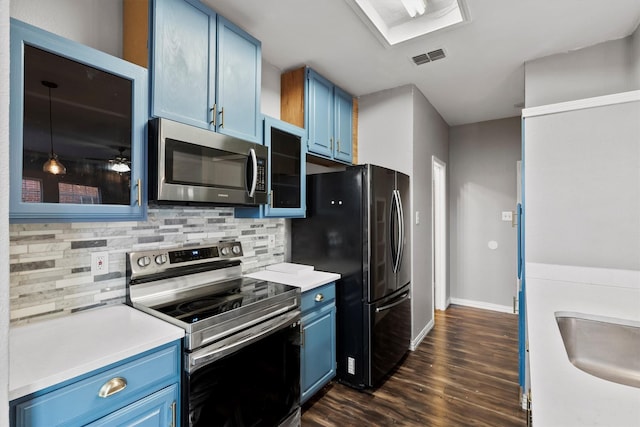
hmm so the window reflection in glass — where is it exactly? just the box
[22,45,133,205]
[271,128,301,209]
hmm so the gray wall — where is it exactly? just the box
[525,26,640,107]
[412,88,448,332]
[449,117,521,309]
[524,102,640,270]
[358,85,449,344]
[1,0,10,422]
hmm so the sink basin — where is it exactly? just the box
[555,311,640,388]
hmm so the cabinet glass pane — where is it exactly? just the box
[22,45,133,205]
[271,127,301,209]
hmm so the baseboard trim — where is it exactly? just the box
[450,298,514,314]
[410,318,434,351]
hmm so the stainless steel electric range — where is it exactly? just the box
[126,241,301,427]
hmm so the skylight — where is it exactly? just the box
[345,0,470,46]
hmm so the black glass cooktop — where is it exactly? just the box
[153,278,294,324]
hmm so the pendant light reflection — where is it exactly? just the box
[42,80,66,175]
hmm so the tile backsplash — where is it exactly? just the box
[9,207,285,325]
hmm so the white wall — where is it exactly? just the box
[449,118,521,310]
[10,0,122,57]
[632,24,640,88]
[1,0,10,421]
[358,85,449,346]
[524,101,640,270]
[358,85,413,176]
[525,29,640,108]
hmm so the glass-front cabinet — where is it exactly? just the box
[236,116,306,218]
[10,19,148,222]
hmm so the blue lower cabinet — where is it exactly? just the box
[300,282,336,403]
[87,384,178,427]
[11,340,181,427]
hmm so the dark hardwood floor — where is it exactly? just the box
[301,305,527,426]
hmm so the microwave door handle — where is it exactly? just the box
[247,148,258,198]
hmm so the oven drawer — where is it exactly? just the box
[301,282,336,313]
[13,341,180,427]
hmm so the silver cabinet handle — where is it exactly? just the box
[170,401,177,427]
[314,293,324,302]
[210,104,217,126]
[136,179,142,207]
[220,106,225,128]
[98,377,127,398]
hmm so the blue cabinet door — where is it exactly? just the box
[9,19,147,223]
[301,303,336,403]
[334,87,353,163]
[87,384,178,427]
[151,0,216,130]
[306,69,334,158]
[216,16,261,143]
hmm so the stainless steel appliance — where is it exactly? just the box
[148,118,268,206]
[126,241,301,427]
[291,164,411,389]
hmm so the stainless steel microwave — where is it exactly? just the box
[148,118,268,206]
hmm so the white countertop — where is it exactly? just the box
[526,263,640,426]
[246,263,340,293]
[9,304,184,401]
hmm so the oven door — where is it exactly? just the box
[184,310,301,427]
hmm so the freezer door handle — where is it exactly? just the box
[390,190,403,273]
[375,291,410,313]
[396,189,405,271]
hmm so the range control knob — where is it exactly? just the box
[155,254,168,265]
[232,245,242,255]
[220,247,230,256]
[137,256,151,268]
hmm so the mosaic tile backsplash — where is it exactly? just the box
[9,207,285,324]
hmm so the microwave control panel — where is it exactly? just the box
[256,157,266,192]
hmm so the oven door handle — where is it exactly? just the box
[188,309,301,373]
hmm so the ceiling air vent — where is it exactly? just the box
[412,49,446,66]
[427,49,446,61]
[412,53,430,65]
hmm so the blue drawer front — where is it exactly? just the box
[15,342,181,427]
[301,282,336,313]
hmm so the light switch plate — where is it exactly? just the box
[501,211,513,221]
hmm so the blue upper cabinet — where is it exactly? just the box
[235,116,306,219]
[216,16,262,143]
[282,67,354,164]
[9,19,148,223]
[151,0,215,130]
[307,69,334,158]
[151,0,261,144]
[334,87,354,163]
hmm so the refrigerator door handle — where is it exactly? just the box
[390,190,402,273]
[396,189,405,270]
[375,291,410,313]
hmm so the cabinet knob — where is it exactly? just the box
[98,377,127,398]
[315,293,324,302]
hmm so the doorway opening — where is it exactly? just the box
[432,156,447,311]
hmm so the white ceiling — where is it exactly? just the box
[203,0,640,126]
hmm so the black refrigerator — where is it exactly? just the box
[291,164,411,389]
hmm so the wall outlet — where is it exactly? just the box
[268,235,275,248]
[415,211,420,225]
[91,252,109,276]
[501,211,513,221]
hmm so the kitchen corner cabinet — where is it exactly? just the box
[151,0,261,143]
[9,19,148,223]
[10,340,181,427]
[235,116,306,219]
[301,282,337,404]
[281,67,355,164]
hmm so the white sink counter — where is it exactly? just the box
[526,263,640,426]
[246,263,340,293]
[9,304,184,401]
